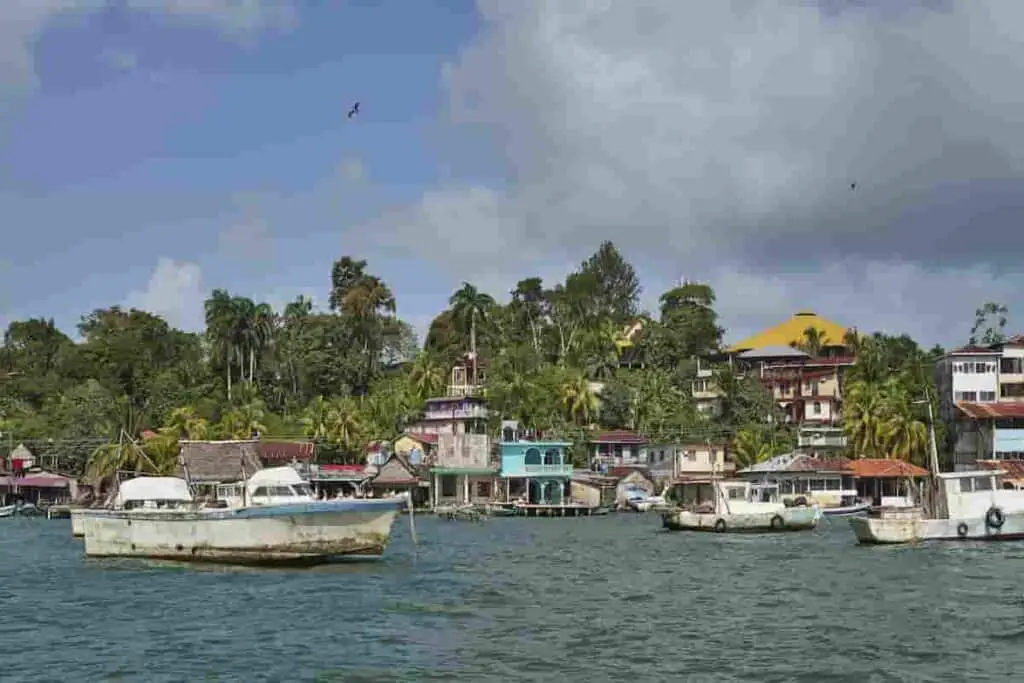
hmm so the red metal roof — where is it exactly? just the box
[977,460,1024,481]
[589,430,648,445]
[319,464,367,473]
[846,459,928,479]
[258,441,315,463]
[956,402,1024,419]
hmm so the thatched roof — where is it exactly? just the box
[178,440,263,483]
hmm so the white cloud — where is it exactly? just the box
[125,258,205,331]
[99,49,139,73]
[0,0,295,104]
[366,0,1024,347]
[337,156,366,183]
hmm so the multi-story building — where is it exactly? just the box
[406,359,496,506]
[691,311,856,452]
[937,338,1024,470]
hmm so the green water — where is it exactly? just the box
[3,514,1024,682]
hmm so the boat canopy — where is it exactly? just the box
[115,477,193,506]
[246,466,305,487]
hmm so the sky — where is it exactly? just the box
[2,0,1024,349]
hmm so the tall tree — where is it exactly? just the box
[449,283,496,385]
[577,241,641,326]
[969,301,1009,346]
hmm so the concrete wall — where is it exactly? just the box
[436,434,492,469]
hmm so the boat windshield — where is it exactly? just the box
[292,484,313,497]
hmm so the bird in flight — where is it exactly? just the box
[347,101,360,119]
[849,182,856,190]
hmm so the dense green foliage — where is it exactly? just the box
[0,241,959,480]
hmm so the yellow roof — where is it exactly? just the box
[727,311,852,353]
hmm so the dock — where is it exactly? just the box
[511,503,598,517]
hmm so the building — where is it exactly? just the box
[737,453,856,507]
[310,464,371,498]
[392,433,437,466]
[499,440,573,505]
[692,311,856,449]
[569,473,618,507]
[936,338,1024,470]
[588,430,649,468]
[368,454,428,507]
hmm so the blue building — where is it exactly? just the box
[499,441,573,504]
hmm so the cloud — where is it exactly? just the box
[368,0,1024,346]
[125,258,205,331]
[337,156,366,183]
[218,219,274,262]
[99,49,139,73]
[0,0,295,106]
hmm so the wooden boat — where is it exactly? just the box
[822,500,872,517]
[661,478,819,533]
[849,394,1024,544]
[82,470,409,565]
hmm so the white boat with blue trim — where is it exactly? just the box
[81,467,408,565]
[661,478,819,533]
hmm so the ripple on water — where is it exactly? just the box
[5,514,1024,680]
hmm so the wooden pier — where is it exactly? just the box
[512,503,597,518]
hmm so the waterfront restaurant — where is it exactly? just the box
[500,440,574,505]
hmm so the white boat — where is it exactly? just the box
[821,498,872,517]
[0,504,16,518]
[661,478,819,533]
[849,470,1024,544]
[81,471,408,565]
[848,391,1024,544]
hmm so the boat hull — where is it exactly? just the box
[662,506,819,533]
[850,512,1024,544]
[822,502,872,517]
[82,498,405,566]
[70,508,86,537]
[0,504,15,519]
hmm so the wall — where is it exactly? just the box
[500,442,573,476]
[950,355,999,401]
[436,434,492,469]
[675,445,730,475]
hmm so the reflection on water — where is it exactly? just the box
[3,515,1024,681]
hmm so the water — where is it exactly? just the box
[4,515,1024,682]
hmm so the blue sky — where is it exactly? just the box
[1,1,484,339]
[3,1,1024,348]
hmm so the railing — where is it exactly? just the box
[522,464,573,475]
[424,408,489,420]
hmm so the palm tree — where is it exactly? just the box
[161,406,209,440]
[794,326,828,356]
[246,302,274,384]
[301,396,333,440]
[732,428,775,470]
[409,352,445,401]
[449,283,496,386]
[204,289,239,400]
[561,373,599,426]
[326,397,365,459]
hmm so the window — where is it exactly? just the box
[544,449,560,465]
[524,448,542,465]
[292,484,313,497]
[974,476,993,492]
[252,487,269,497]
[693,379,708,393]
[958,478,974,494]
[976,362,990,373]
[811,401,821,415]
[1002,358,1024,374]
[825,479,841,491]
[727,487,745,500]
[476,481,492,498]
[979,391,996,402]
[953,363,963,373]
[954,391,978,402]
[270,486,293,496]
[441,475,457,497]
[659,450,666,462]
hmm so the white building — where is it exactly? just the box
[937,339,1024,470]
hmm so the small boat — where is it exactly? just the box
[82,470,409,565]
[436,504,484,522]
[661,478,819,533]
[821,498,872,517]
[589,504,612,516]
[0,504,16,518]
[483,502,517,517]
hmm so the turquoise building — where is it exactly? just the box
[499,441,573,505]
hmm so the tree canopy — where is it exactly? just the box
[0,241,969,481]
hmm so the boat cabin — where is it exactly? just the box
[114,477,193,511]
[215,467,315,508]
[935,470,1024,519]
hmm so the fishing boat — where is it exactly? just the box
[661,478,819,533]
[81,468,410,565]
[849,392,1024,544]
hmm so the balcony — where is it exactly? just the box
[424,407,489,421]
[522,464,573,475]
